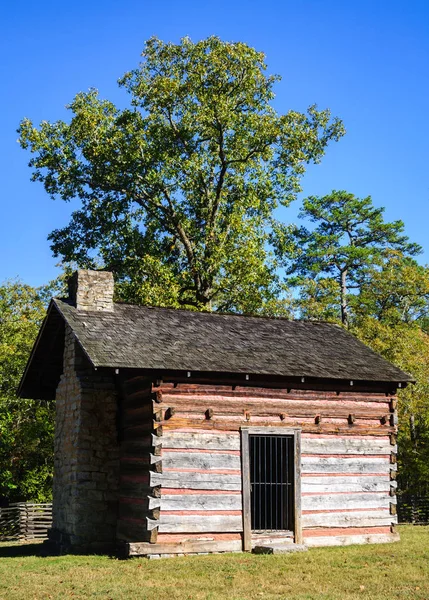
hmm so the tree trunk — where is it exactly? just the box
[340,269,348,327]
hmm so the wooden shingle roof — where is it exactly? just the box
[19,298,413,400]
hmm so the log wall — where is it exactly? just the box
[120,380,398,555]
[116,375,162,545]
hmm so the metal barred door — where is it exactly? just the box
[249,434,295,532]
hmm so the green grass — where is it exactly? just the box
[0,526,428,600]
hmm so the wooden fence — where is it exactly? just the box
[0,503,52,541]
[0,496,427,543]
[397,496,429,525]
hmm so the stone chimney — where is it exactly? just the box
[68,270,114,312]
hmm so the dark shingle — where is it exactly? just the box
[54,299,412,383]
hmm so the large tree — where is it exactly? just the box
[0,281,55,503]
[351,257,429,497]
[278,190,421,326]
[19,36,344,312]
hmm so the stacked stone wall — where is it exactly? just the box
[49,325,119,553]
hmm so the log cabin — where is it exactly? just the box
[18,270,413,557]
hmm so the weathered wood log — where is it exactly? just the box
[158,417,395,436]
[302,492,393,511]
[302,511,394,528]
[302,456,392,474]
[126,539,242,556]
[149,471,242,491]
[162,451,241,471]
[153,408,163,422]
[304,532,399,547]
[301,438,394,455]
[121,403,154,427]
[158,384,392,403]
[159,395,390,420]
[161,432,240,451]
[121,436,160,456]
[302,476,395,494]
[116,519,158,543]
[122,423,156,438]
[118,503,160,521]
[164,407,176,420]
[160,494,242,511]
[161,432,394,454]
[152,514,243,533]
[119,480,161,498]
[152,390,163,404]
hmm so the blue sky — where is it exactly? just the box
[1,0,428,286]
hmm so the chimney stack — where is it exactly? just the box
[68,270,114,312]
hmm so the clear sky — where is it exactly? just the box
[1,0,428,286]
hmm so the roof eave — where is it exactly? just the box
[18,300,56,398]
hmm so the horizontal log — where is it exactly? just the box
[302,510,394,528]
[118,496,161,511]
[121,375,152,396]
[162,432,393,454]
[150,471,242,491]
[302,476,396,494]
[161,395,390,419]
[160,494,242,511]
[119,480,160,498]
[162,451,241,471]
[159,384,392,403]
[121,432,162,453]
[152,514,243,533]
[302,456,392,474]
[169,411,383,428]
[116,519,157,542]
[121,404,154,427]
[120,462,152,477]
[127,539,242,556]
[301,438,395,455]
[120,437,157,457]
[156,532,241,542]
[302,492,394,511]
[159,417,395,436]
[251,531,293,546]
[122,423,156,439]
[162,432,240,451]
[304,532,399,547]
[118,503,160,521]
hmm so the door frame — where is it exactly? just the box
[240,427,302,551]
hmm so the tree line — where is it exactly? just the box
[1,36,427,503]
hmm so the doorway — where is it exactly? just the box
[250,434,294,532]
[240,427,302,550]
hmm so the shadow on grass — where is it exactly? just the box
[0,541,120,559]
[0,542,46,558]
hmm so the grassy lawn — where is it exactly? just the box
[0,526,428,600]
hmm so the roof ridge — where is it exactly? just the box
[107,300,341,326]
